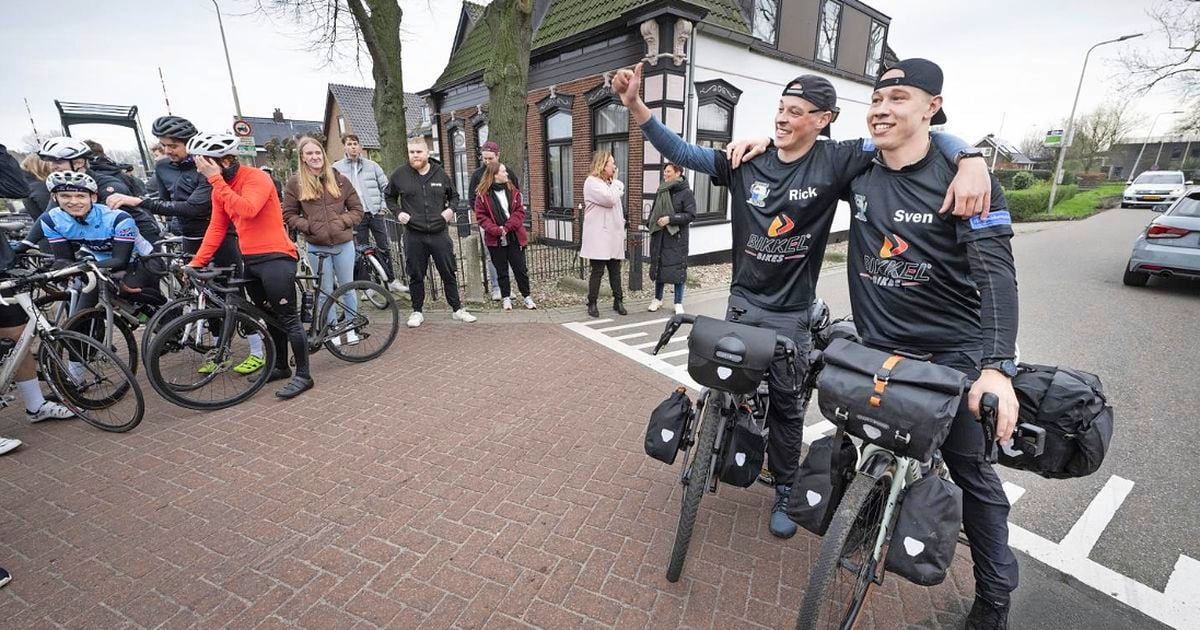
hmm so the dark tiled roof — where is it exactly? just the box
[327,84,429,149]
[464,0,487,26]
[240,116,324,147]
[432,0,749,91]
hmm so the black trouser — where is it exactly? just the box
[725,294,813,487]
[926,349,1019,604]
[404,229,461,312]
[586,259,623,304]
[487,240,531,299]
[354,213,395,282]
[243,256,309,378]
[182,232,242,271]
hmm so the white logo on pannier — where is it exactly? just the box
[660,429,675,442]
[806,490,822,507]
[717,366,732,380]
[862,425,882,440]
[735,452,746,467]
[903,537,926,557]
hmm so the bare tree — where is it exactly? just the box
[1019,130,1048,162]
[479,0,535,190]
[1067,102,1136,171]
[20,129,65,153]
[1121,1,1200,132]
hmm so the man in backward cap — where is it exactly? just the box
[847,58,1020,630]
[611,63,992,538]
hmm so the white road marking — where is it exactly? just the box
[802,420,836,445]
[1002,482,1026,505]
[1059,475,1135,558]
[1164,555,1200,603]
[612,332,648,341]
[633,335,687,350]
[579,318,613,326]
[564,321,701,391]
[594,318,670,333]
[657,348,689,359]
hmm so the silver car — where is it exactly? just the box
[1121,170,1189,209]
[1124,190,1200,286]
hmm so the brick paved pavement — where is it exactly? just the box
[0,321,983,629]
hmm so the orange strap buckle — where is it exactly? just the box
[869,355,904,408]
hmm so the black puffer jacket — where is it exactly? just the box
[22,169,50,220]
[648,183,696,285]
[140,160,215,238]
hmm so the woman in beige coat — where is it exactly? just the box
[579,151,627,317]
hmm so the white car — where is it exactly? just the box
[1122,170,1191,209]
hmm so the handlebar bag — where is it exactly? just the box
[717,405,767,487]
[884,472,963,585]
[818,339,967,462]
[686,315,777,395]
[787,434,858,535]
[644,386,693,465]
[1003,363,1113,479]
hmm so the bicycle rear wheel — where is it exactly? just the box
[140,296,197,370]
[63,307,138,375]
[38,330,145,432]
[362,255,391,309]
[666,391,722,583]
[795,471,893,630]
[146,308,276,411]
[319,281,399,362]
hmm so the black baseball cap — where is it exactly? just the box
[782,75,840,136]
[874,58,947,125]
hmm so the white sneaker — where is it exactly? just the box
[407,311,424,328]
[491,289,502,301]
[388,280,409,293]
[452,309,477,323]
[0,437,21,456]
[345,329,361,345]
[502,297,513,311]
[674,304,685,315]
[27,401,74,423]
[648,299,662,312]
[524,296,537,310]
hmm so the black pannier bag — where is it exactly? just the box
[818,339,968,462]
[884,473,963,586]
[686,315,777,396]
[788,434,858,535]
[718,406,767,487]
[644,386,693,465]
[353,246,372,282]
[1004,363,1114,479]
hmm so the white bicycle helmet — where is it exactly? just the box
[37,137,92,161]
[46,170,98,194]
[186,131,240,157]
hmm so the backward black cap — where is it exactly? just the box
[782,75,839,137]
[874,58,948,124]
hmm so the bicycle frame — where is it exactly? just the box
[0,267,97,401]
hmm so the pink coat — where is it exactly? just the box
[579,175,626,261]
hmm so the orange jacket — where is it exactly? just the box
[191,166,297,266]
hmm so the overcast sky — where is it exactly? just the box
[0,0,1185,156]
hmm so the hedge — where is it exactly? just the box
[1003,184,1078,221]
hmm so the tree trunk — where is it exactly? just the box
[482,0,534,192]
[349,0,408,173]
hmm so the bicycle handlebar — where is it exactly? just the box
[0,262,95,304]
[978,393,1000,463]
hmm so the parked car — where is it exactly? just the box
[1122,170,1190,209]
[1123,188,1200,286]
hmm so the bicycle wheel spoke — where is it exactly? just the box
[39,330,144,432]
[320,282,399,363]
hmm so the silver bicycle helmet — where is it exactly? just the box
[185,131,240,157]
[37,137,92,161]
[151,115,198,140]
[46,171,98,194]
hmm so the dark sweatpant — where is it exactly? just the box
[354,213,395,282]
[404,229,462,312]
[243,256,310,379]
[586,259,622,304]
[725,294,812,487]
[487,240,531,298]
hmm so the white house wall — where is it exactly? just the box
[684,32,875,257]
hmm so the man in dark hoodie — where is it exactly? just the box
[384,137,477,328]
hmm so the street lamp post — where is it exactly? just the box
[212,0,243,120]
[1130,110,1185,181]
[1048,33,1144,213]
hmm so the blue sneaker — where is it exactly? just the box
[769,484,798,538]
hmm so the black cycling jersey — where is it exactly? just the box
[846,148,1017,359]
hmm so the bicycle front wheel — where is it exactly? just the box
[318,281,399,363]
[795,471,893,630]
[63,307,139,374]
[146,308,276,411]
[666,391,722,583]
[140,296,197,370]
[38,330,145,432]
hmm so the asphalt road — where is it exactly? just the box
[574,207,1196,627]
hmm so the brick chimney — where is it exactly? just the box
[273,108,284,122]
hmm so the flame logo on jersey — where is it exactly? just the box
[879,234,909,258]
[767,214,795,237]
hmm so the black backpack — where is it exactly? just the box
[1004,364,1114,479]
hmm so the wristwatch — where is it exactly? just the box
[955,147,986,162]
[982,359,1019,378]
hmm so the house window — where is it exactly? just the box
[750,0,779,45]
[338,116,345,136]
[865,20,886,77]
[695,101,733,222]
[816,0,842,65]
[450,126,469,200]
[545,110,573,210]
[592,101,629,206]
[1171,146,1183,160]
[420,106,431,125]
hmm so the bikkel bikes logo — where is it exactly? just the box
[859,233,933,287]
[747,213,810,263]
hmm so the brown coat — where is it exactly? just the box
[281,171,364,246]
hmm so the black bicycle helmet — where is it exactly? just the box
[151,115,198,140]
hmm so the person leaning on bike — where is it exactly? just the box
[610,63,992,539]
[847,58,1020,630]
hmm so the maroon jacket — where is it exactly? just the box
[473,185,528,247]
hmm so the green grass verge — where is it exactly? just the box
[1047,183,1125,220]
